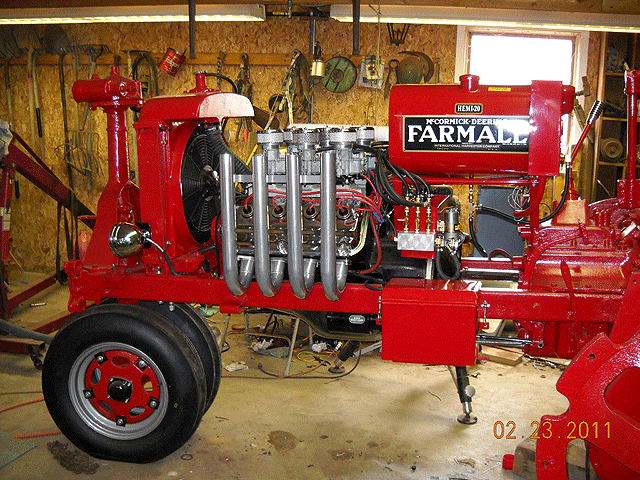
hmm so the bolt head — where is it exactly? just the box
[149,400,157,408]
[137,359,147,369]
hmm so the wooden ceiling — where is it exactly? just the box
[2,0,640,15]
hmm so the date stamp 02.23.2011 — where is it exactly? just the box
[493,420,611,441]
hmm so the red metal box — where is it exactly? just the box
[381,278,479,366]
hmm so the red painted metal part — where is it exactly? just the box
[535,330,640,480]
[134,89,253,262]
[85,349,161,424]
[4,133,95,227]
[381,278,479,366]
[72,67,142,270]
[0,132,94,326]
[535,70,640,479]
[65,70,640,475]
[65,259,381,315]
[67,70,636,362]
[388,75,574,176]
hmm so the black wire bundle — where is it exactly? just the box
[477,164,572,226]
[354,144,430,207]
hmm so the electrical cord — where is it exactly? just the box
[469,216,488,257]
[477,164,572,226]
[0,397,61,438]
[357,212,382,275]
[256,346,362,380]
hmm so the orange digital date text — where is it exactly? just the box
[493,420,610,440]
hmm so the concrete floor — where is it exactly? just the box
[0,274,572,480]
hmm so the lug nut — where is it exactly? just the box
[137,359,147,370]
[116,417,126,426]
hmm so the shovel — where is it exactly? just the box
[13,25,42,149]
[43,25,79,261]
[0,26,20,129]
[42,25,73,187]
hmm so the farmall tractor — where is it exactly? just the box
[40,66,640,479]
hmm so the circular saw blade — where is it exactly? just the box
[322,56,357,93]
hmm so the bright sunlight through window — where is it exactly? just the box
[469,34,575,86]
[467,33,576,150]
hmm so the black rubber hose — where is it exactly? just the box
[131,52,159,96]
[435,247,461,280]
[469,216,488,257]
[539,164,571,224]
[477,164,572,226]
[204,72,238,93]
[374,159,422,208]
[477,205,522,224]
[206,126,251,174]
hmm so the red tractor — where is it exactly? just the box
[41,67,640,479]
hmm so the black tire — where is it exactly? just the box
[142,301,222,412]
[42,304,206,463]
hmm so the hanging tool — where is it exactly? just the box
[383,59,399,98]
[42,25,79,264]
[398,51,435,84]
[322,56,357,93]
[292,53,312,122]
[0,26,20,130]
[131,50,159,112]
[13,26,41,148]
[234,54,253,143]
[79,44,108,189]
[42,25,73,176]
[387,24,410,46]
[310,42,325,79]
[265,50,301,129]
[216,51,225,90]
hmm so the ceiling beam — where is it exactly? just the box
[2,1,640,15]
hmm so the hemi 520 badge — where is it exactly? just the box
[403,116,531,153]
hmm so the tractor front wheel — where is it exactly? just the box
[42,304,206,463]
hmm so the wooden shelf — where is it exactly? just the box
[5,52,364,68]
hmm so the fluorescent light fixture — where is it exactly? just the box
[330,4,640,33]
[0,4,266,24]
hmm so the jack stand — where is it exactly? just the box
[328,340,359,373]
[449,366,477,425]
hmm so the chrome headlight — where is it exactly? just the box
[108,223,150,257]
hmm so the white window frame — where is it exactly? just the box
[455,26,589,104]
[455,26,590,151]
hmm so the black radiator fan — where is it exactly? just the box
[181,124,250,244]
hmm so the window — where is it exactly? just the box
[468,34,574,85]
[456,27,590,152]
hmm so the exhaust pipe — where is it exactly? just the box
[253,153,286,297]
[320,149,347,300]
[220,152,254,295]
[286,152,317,299]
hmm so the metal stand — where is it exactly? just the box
[242,309,301,376]
[449,366,477,425]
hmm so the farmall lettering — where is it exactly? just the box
[403,115,530,153]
